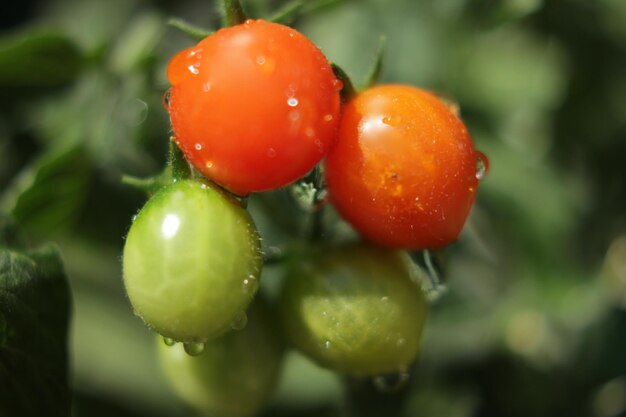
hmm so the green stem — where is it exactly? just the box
[221,0,248,27]
[167,18,212,41]
[167,137,192,182]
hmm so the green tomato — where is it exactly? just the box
[279,243,428,376]
[157,299,284,417]
[123,180,262,342]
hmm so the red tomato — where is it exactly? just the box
[325,84,486,249]
[166,19,342,195]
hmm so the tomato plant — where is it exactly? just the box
[167,19,342,195]
[324,84,486,249]
[123,179,262,343]
[158,299,284,417]
[279,244,428,376]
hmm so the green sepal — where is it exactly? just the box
[361,35,386,89]
[167,18,213,41]
[331,63,356,103]
[122,137,192,195]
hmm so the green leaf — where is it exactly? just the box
[0,242,72,417]
[0,143,92,236]
[0,30,82,88]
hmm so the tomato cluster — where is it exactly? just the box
[122,9,487,417]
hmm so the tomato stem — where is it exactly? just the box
[167,18,212,41]
[168,137,193,182]
[268,0,305,24]
[221,0,248,27]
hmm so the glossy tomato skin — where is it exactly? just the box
[123,180,262,343]
[325,84,480,249]
[167,19,341,196]
[279,244,428,376]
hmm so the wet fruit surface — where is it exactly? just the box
[279,244,428,376]
[167,19,341,195]
[123,180,261,342]
[325,84,483,249]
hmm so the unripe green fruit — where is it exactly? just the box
[157,300,284,417]
[123,180,262,342]
[279,244,428,376]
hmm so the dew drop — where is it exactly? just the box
[332,79,344,91]
[206,161,214,169]
[324,340,332,350]
[267,147,276,158]
[382,115,402,127]
[231,311,248,331]
[183,341,205,356]
[256,55,266,65]
[187,64,199,75]
[162,89,171,110]
[381,296,389,303]
[475,150,490,180]
[194,143,202,151]
[305,127,315,138]
[323,114,334,122]
[372,368,410,393]
[289,110,300,122]
[287,97,299,107]
[242,274,257,293]
[202,81,212,92]
[162,337,176,347]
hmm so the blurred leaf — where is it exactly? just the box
[0,240,71,417]
[0,30,82,88]
[0,143,92,235]
[110,12,165,74]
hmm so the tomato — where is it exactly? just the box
[166,19,342,195]
[324,84,486,249]
[158,299,284,417]
[123,180,262,342]
[279,244,428,376]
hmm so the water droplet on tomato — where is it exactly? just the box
[206,161,214,169]
[194,143,202,150]
[305,127,315,138]
[267,147,276,158]
[242,274,257,293]
[162,337,176,347]
[183,341,206,356]
[332,79,344,91]
[187,64,199,75]
[231,311,248,330]
[202,81,212,92]
[475,151,490,180]
[289,110,300,122]
[162,89,171,110]
[382,115,402,127]
[323,114,334,122]
[256,55,266,65]
[372,368,410,393]
[287,97,299,107]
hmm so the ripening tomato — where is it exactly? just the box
[123,180,262,343]
[158,299,284,417]
[324,84,486,249]
[279,244,428,376]
[166,19,342,196]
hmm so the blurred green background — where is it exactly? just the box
[1,0,626,416]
